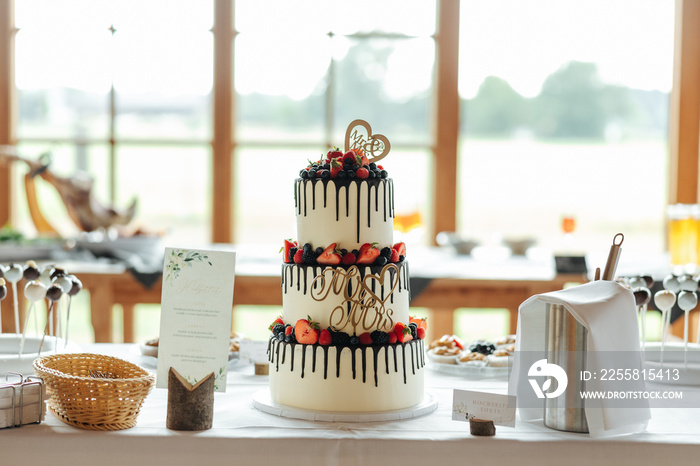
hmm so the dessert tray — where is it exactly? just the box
[252,388,438,423]
[426,334,513,378]
[0,334,81,376]
[640,342,700,386]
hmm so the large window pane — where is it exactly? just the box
[331,37,433,145]
[234,147,305,244]
[458,0,674,257]
[234,33,329,142]
[15,28,112,139]
[115,146,211,245]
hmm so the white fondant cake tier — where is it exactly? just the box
[268,338,425,412]
[281,262,410,334]
[295,178,394,252]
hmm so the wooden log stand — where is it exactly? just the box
[166,368,215,431]
[469,418,496,436]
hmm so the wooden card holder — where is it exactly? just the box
[166,368,214,431]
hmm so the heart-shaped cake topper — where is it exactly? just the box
[344,119,391,163]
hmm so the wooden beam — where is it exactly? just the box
[431,0,460,244]
[668,0,700,205]
[211,0,234,243]
[0,0,16,226]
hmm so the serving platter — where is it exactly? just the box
[0,334,81,376]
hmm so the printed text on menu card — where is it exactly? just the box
[156,248,236,392]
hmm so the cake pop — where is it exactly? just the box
[654,289,677,365]
[633,287,651,349]
[38,267,53,288]
[63,275,82,345]
[679,275,699,292]
[39,283,63,355]
[628,277,647,290]
[663,274,681,293]
[4,263,23,334]
[678,290,698,367]
[23,260,40,281]
[19,280,47,357]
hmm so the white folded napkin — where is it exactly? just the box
[510,280,650,437]
[0,382,46,428]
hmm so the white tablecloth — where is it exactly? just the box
[1,344,699,466]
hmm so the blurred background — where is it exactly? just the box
[0,0,688,344]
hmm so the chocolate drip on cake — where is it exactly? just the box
[372,346,380,386]
[401,344,407,384]
[409,341,415,375]
[295,179,394,244]
[382,181,387,222]
[351,346,357,379]
[323,180,328,208]
[322,346,329,379]
[312,180,316,211]
[344,184,350,219]
[384,344,390,374]
[336,346,343,378]
[360,347,367,383]
[268,337,423,388]
[275,340,281,372]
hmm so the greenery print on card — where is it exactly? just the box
[164,249,213,283]
[186,365,227,391]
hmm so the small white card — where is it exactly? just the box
[239,339,269,364]
[452,389,516,427]
[156,248,236,392]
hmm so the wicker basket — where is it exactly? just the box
[33,353,155,430]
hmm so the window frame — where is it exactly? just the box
[1,0,698,247]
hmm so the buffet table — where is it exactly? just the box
[1,344,699,466]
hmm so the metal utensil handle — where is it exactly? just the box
[602,233,624,281]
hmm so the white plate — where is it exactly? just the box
[426,349,459,365]
[0,334,81,377]
[427,358,510,378]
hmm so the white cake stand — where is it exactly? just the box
[253,389,438,423]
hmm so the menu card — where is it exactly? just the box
[452,389,516,427]
[156,248,236,392]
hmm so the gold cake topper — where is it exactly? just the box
[344,119,391,163]
[311,264,398,333]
